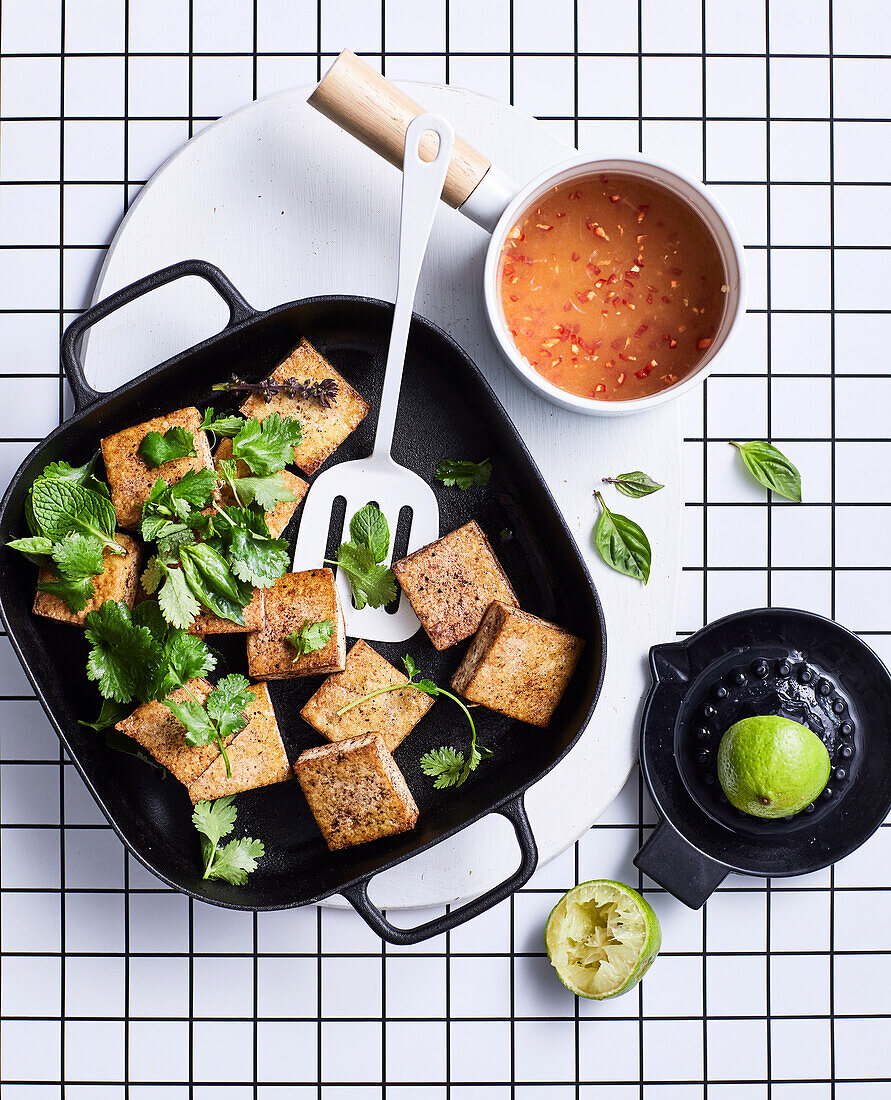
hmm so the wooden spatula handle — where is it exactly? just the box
[308,49,491,209]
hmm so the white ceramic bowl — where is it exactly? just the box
[481,154,746,417]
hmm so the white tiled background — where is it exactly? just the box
[1,0,890,1093]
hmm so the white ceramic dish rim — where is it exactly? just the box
[481,151,747,417]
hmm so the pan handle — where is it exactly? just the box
[61,258,256,412]
[340,793,538,946]
[634,820,729,909]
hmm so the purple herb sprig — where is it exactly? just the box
[212,376,339,408]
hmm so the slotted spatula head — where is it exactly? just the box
[292,112,455,642]
[292,453,439,641]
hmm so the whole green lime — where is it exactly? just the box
[716,715,831,819]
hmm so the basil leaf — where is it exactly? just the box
[349,503,390,562]
[178,549,247,626]
[181,542,246,605]
[30,477,120,554]
[603,471,664,499]
[200,408,244,437]
[730,441,802,502]
[593,491,651,584]
[137,427,197,468]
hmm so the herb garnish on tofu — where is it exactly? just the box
[137,426,198,468]
[191,796,265,884]
[287,619,335,660]
[337,654,493,790]
[326,503,397,610]
[163,674,256,778]
[213,375,340,407]
[434,457,493,490]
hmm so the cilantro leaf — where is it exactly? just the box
[287,619,334,660]
[199,408,245,437]
[52,532,105,579]
[84,601,159,703]
[192,795,238,848]
[192,796,265,884]
[434,458,493,490]
[163,694,216,747]
[349,504,390,561]
[225,526,290,589]
[140,557,163,595]
[154,630,216,699]
[420,746,466,789]
[206,837,265,885]
[157,566,201,629]
[205,674,255,740]
[137,427,197,468]
[230,413,302,476]
[37,572,95,613]
[333,541,397,610]
[232,473,297,512]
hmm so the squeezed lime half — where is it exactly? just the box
[545,879,662,999]
[717,715,831,819]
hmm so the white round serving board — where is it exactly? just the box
[84,83,683,911]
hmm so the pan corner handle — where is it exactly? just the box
[634,820,728,909]
[61,258,256,412]
[341,793,538,946]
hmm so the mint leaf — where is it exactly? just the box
[230,413,302,476]
[287,619,334,660]
[349,503,390,561]
[30,477,120,554]
[137,427,197,468]
[7,535,55,566]
[434,458,492,490]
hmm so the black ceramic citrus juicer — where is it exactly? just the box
[635,607,891,908]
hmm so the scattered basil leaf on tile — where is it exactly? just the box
[593,491,651,585]
[602,471,664,498]
[730,441,802,502]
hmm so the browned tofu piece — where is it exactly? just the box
[451,601,584,728]
[294,732,418,850]
[300,639,434,751]
[239,339,369,476]
[188,588,265,636]
[213,436,308,537]
[247,569,346,680]
[392,520,518,650]
[114,679,223,786]
[32,533,141,626]
[186,682,291,803]
[100,407,214,529]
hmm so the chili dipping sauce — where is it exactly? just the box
[499,174,727,401]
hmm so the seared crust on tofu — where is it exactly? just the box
[188,588,265,636]
[214,436,308,537]
[451,601,584,728]
[33,533,142,626]
[294,732,418,851]
[300,639,434,751]
[100,407,214,529]
[392,520,518,650]
[247,569,346,680]
[186,682,290,803]
[239,339,369,476]
[114,679,222,786]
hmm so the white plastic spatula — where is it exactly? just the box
[292,112,455,642]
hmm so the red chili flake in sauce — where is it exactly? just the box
[508,227,524,240]
[536,223,553,231]
[509,294,519,302]
[635,365,652,379]
[568,190,582,199]
[661,296,671,304]
[697,337,713,350]
[606,358,615,368]
[635,324,649,338]
[637,234,647,244]
[619,353,637,362]
[637,205,649,223]
[609,194,620,203]
[576,289,597,302]
[571,252,580,262]
[556,211,566,218]
[594,383,606,393]
[670,338,677,349]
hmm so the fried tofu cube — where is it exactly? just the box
[239,339,369,476]
[451,601,585,728]
[213,436,308,537]
[32,533,141,626]
[247,569,346,680]
[392,520,518,650]
[188,588,265,636]
[100,407,214,529]
[294,732,419,850]
[300,639,434,751]
[186,682,291,803]
[114,679,222,786]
